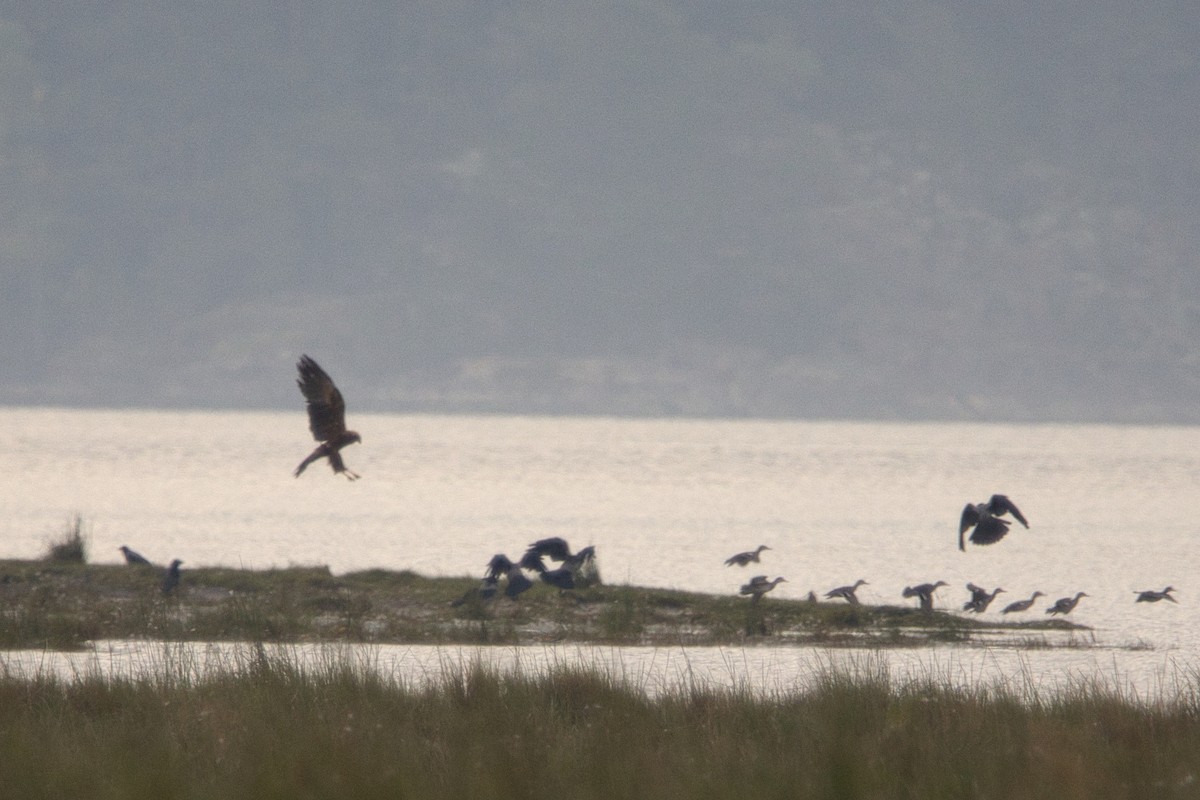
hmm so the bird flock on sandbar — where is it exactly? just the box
[112,356,1176,618]
[723,490,1178,618]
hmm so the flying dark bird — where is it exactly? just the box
[902,580,948,611]
[486,554,534,599]
[739,575,786,603]
[959,494,1029,550]
[118,545,152,566]
[293,355,362,480]
[1135,587,1178,603]
[963,583,1005,613]
[520,551,576,590]
[825,579,868,605]
[524,538,600,588]
[1001,591,1044,614]
[161,559,183,595]
[725,545,771,567]
[1045,592,1088,616]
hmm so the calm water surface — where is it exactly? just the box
[2,407,1197,692]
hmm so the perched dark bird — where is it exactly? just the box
[959,494,1029,550]
[451,576,499,607]
[825,579,868,605]
[725,545,771,567]
[486,554,534,599]
[739,575,786,603]
[524,538,600,588]
[1001,591,1044,614]
[963,582,1005,613]
[1045,592,1088,616]
[161,559,183,595]
[520,551,575,590]
[1135,587,1178,603]
[118,545,152,566]
[902,580,948,611]
[293,355,362,480]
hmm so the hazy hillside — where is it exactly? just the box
[2,2,1197,422]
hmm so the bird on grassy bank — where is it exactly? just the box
[902,580,948,611]
[959,494,1029,551]
[825,579,868,605]
[161,559,182,595]
[963,583,1005,613]
[524,537,600,588]
[1135,587,1178,603]
[293,355,362,480]
[1046,592,1088,615]
[119,545,152,566]
[520,551,576,590]
[451,576,499,607]
[1001,591,1044,614]
[725,545,770,567]
[486,554,534,599]
[740,575,786,603]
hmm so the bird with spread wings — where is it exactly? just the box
[293,355,362,480]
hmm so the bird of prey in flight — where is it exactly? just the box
[294,355,362,480]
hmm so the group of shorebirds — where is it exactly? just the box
[112,360,1180,618]
[726,493,1179,615]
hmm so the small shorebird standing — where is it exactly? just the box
[825,579,868,605]
[902,580,948,611]
[740,575,786,603]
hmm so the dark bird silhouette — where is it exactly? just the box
[1046,592,1088,615]
[451,576,499,607]
[825,579,868,605]
[959,494,1029,550]
[118,545,152,566]
[725,545,771,567]
[903,580,948,611]
[520,551,576,590]
[293,355,362,480]
[524,537,600,588]
[1135,587,1178,603]
[739,575,786,603]
[963,583,1005,613]
[486,554,534,599]
[161,559,183,595]
[1002,591,1044,614]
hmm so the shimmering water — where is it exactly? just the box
[2,407,1197,691]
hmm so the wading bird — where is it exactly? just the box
[119,545,152,566]
[902,580,948,611]
[825,579,868,605]
[1001,591,1044,614]
[1135,587,1178,603]
[740,575,786,603]
[725,545,771,567]
[959,494,1029,551]
[1046,592,1088,615]
[161,559,183,595]
[963,583,1005,613]
[293,355,362,480]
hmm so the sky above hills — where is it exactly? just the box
[2,2,1198,422]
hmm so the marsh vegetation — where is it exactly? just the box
[0,559,1079,651]
[1,650,1198,799]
